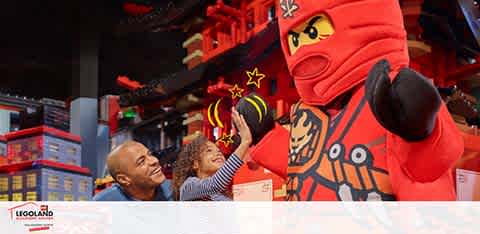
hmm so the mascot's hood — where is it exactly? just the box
[277,0,409,105]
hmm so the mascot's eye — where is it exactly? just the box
[328,143,343,160]
[291,34,299,47]
[306,26,318,39]
[351,147,368,164]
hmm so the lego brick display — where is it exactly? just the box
[0,135,6,165]
[0,95,69,131]
[19,105,70,132]
[99,95,121,135]
[185,111,203,136]
[5,126,82,166]
[39,168,92,201]
[182,34,204,70]
[0,160,92,201]
[94,176,114,195]
[183,33,203,54]
[0,173,9,201]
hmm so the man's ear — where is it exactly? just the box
[116,174,131,187]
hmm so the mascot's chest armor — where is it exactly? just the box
[287,88,396,201]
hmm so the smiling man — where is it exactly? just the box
[94,141,173,201]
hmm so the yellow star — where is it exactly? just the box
[228,84,244,99]
[218,133,234,147]
[246,67,266,88]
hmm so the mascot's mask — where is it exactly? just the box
[277,0,410,105]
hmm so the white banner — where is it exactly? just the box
[1,202,479,234]
[457,169,480,201]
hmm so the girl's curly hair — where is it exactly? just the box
[172,135,208,200]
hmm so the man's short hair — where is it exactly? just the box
[107,141,138,181]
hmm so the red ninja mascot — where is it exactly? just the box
[236,0,464,201]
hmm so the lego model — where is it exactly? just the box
[5,126,82,166]
[0,94,70,132]
[0,135,6,166]
[0,93,94,201]
[0,160,92,201]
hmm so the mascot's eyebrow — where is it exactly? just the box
[303,16,323,33]
[288,31,299,37]
[288,16,323,36]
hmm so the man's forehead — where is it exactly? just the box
[125,142,148,154]
[117,142,147,161]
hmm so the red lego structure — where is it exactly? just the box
[123,2,153,16]
[177,0,480,201]
[116,76,145,91]
[183,111,204,144]
[180,0,300,201]
[113,0,480,200]
[183,0,277,68]
[99,95,121,135]
[0,135,7,166]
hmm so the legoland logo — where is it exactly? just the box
[8,202,55,232]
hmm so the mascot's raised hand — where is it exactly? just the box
[365,59,442,141]
[235,93,275,145]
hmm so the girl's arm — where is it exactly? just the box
[180,109,252,201]
[179,153,243,201]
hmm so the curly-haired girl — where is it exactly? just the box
[172,108,252,201]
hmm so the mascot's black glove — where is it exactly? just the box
[233,92,275,146]
[365,59,441,141]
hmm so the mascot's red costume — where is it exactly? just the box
[240,0,464,201]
